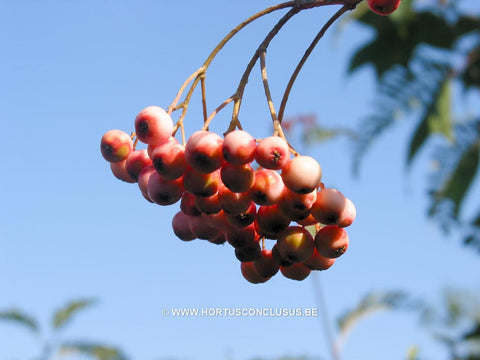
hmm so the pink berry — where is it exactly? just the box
[151,137,186,180]
[110,160,135,183]
[147,172,184,206]
[134,106,173,145]
[185,131,223,173]
[172,212,196,241]
[221,162,255,193]
[281,156,321,194]
[125,149,152,182]
[222,130,256,165]
[249,169,285,206]
[255,136,290,170]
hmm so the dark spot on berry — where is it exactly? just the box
[137,121,149,137]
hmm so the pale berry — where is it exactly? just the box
[147,172,184,206]
[135,106,173,145]
[222,130,256,165]
[282,156,321,194]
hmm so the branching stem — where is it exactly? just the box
[277,4,357,122]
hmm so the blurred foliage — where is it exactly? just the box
[0,298,128,360]
[333,288,480,360]
[53,298,97,330]
[0,309,39,334]
[60,342,128,360]
[250,356,323,360]
[302,0,480,251]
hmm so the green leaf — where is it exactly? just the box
[60,342,129,360]
[434,140,480,217]
[52,298,97,330]
[407,110,430,165]
[407,78,453,165]
[0,309,39,334]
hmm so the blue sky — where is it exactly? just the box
[1,1,480,360]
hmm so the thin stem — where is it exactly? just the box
[168,1,297,126]
[231,7,301,125]
[202,95,237,131]
[311,272,341,360]
[168,0,354,129]
[168,67,205,115]
[277,3,358,122]
[260,50,278,124]
[201,75,208,125]
[230,0,350,124]
[201,1,299,69]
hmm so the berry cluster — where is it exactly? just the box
[101,106,356,283]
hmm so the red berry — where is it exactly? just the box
[180,191,201,217]
[100,130,133,163]
[314,225,349,259]
[310,188,356,227]
[280,263,311,281]
[277,226,314,263]
[172,212,196,241]
[303,248,335,271]
[253,249,279,278]
[225,201,257,228]
[221,162,255,193]
[183,167,221,197]
[189,214,221,240]
[125,149,152,182]
[235,243,262,262]
[241,262,270,284]
[367,0,401,15]
[194,193,222,214]
[226,223,260,248]
[137,165,156,202]
[272,244,293,267]
[110,160,135,183]
[278,187,316,221]
[151,137,187,180]
[255,204,290,238]
[255,136,290,170]
[147,172,184,206]
[249,169,285,206]
[218,185,252,215]
[185,131,223,173]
